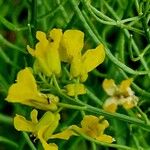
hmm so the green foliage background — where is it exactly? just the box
[0,0,150,149]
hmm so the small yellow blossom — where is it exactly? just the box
[102,78,138,113]
[79,115,113,143]
[6,68,58,111]
[51,115,113,144]
[14,110,77,150]
[65,83,86,96]
[59,30,105,82]
[27,29,62,77]
[14,109,61,150]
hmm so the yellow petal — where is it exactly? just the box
[70,55,82,78]
[36,31,48,44]
[35,31,49,58]
[36,58,52,76]
[38,126,58,150]
[119,78,133,96]
[16,68,37,90]
[102,79,117,96]
[31,109,38,124]
[36,111,55,133]
[120,96,138,109]
[103,97,118,113]
[34,31,52,76]
[28,29,62,77]
[6,68,48,108]
[47,29,62,76]
[82,44,105,73]
[36,112,60,140]
[81,115,100,138]
[50,128,75,140]
[60,30,84,62]
[27,45,35,56]
[65,83,86,96]
[80,72,88,82]
[27,31,48,57]
[14,115,34,132]
[99,116,109,128]
[96,134,114,143]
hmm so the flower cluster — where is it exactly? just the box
[6,29,115,150]
[27,29,105,96]
[102,78,138,113]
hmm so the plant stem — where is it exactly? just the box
[72,127,136,150]
[0,136,19,148]
[22,132,36,150]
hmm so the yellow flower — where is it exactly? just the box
[79,115,113,143]
[59,30,105,82]
[14,109,60,150]
[27,29,62,77]
[65,83,86,96]
[102,78,138,112]
[50,115,114,144]
[6,68,58,111]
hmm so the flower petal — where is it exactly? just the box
[6,68,48,108]
[27,46,35,56]
[81,115,100,138]
[102,79,117,96]
[14,115,34,132]
[50,128,75,140]
[82,44,105,73]
[65,83,86,96]
[31,109,38,124]
[36,112,60,140]
[96,134,114,143]
[47,29,62,76]
[38,126,58,150]
[60,30,84,62]
[119,78,133,96]
[103,97,118,113]
[70,55,82,78]
[120,96,138,109]
[27,29,62,76]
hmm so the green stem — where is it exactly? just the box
[119,69,150,98]
[85,105,150,131]
[0,136,19,148]
[22,132,36,150]
[55,86,150,131]
[120,16,142,23]
[56,0,69,23]
[37,0,67,20]
[0,16,28,31]
[71,0,149,76]
[52,74,84,106]
[89,5,115,22]
[72,127,136,150]
[101,0,150,79]
[89,4,144,35]
[136,106,149,124]
[86,88,103,106]
[58,102,87,110]
[0,34,27,54]
[91,142,97,150]
[0,48,20,68]
[52,74,61,91]
[31,0,37,36]
[0,114,13,125]
[91,69,107,78]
